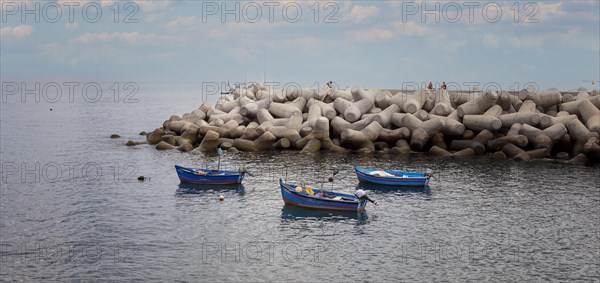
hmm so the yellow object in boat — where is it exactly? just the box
[305,187,314,195]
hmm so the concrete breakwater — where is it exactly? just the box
[127,84,600,164]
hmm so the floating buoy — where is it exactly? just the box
[50,108,53,111]
[219,195,224,201]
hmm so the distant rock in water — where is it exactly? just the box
[147,128,165,145]
[177,142,194,152]
[156,141,176,150]
[126,140,147,146]
[110,134,121,139]
[139,131,148,136]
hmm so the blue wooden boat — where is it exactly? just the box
[279,179,376,212]
[175,165,245,185]
[354,166,431,186]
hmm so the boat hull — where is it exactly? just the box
[279,180,368,212]
[175,165,245,185]
[354,166,430,186]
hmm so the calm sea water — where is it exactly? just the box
[1,83,599,282]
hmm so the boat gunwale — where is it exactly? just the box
[279,180,361,204]
[175,165,244,177]
[354,166,428,180]
[282,199,366,212]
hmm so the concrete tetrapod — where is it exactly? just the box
[269,102,302,118]
[578,99,600,132]
[429,145,452,157]
[371,104,401,128]
[375,90,392,109]
[431,89,454,116]
[344,98,374,123]
[378,128,411,144]
[410,118,444,150]
[340,121,383,149]
[403,89,430,114]
[539,114,578,129]
[312,117,330,140]
[457,91,498,118]
[486,135,529,151]
[391,139,411,154]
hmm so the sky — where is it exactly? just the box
[1,0,599,92]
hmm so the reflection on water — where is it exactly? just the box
[175,182,246,196]
[356,182,431,196]
[280,205,370,224]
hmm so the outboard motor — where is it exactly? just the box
[425,168,433,178]
[238,165,254,177]
[355,189,378,206]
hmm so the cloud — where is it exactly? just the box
[385,1,403,8]
[99,0,115,6]
[42,42,62,51]
[208,29,229,39]
[506,35,545,49]
[345,5,380,24]
[70,32,159,44]
[503,28,598,52]
[384,1,571,25]
[482,33,500,47]
[535,2,565,22]
[345,20,431,43]
[0,25,33,38]
[65,22,79,30]
[443,38,467,51]
[391,21,429,36]
[145,12,165,23]
[133,0,170,23]
[56,0,89,5]
[283,36,321,49]
[206,20,278,38]
[346,27,395,42]
[55,0,112,7]
[165,16,198,30]
[134,0,169,12]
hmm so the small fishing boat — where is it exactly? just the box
[279,179,377,212]
[354,166,431,186]
[175,165,246,185]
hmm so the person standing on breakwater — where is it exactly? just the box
[324,81,335,95]
[325,81,335,90]
[441,82,447,90]
[427,82,433,90]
